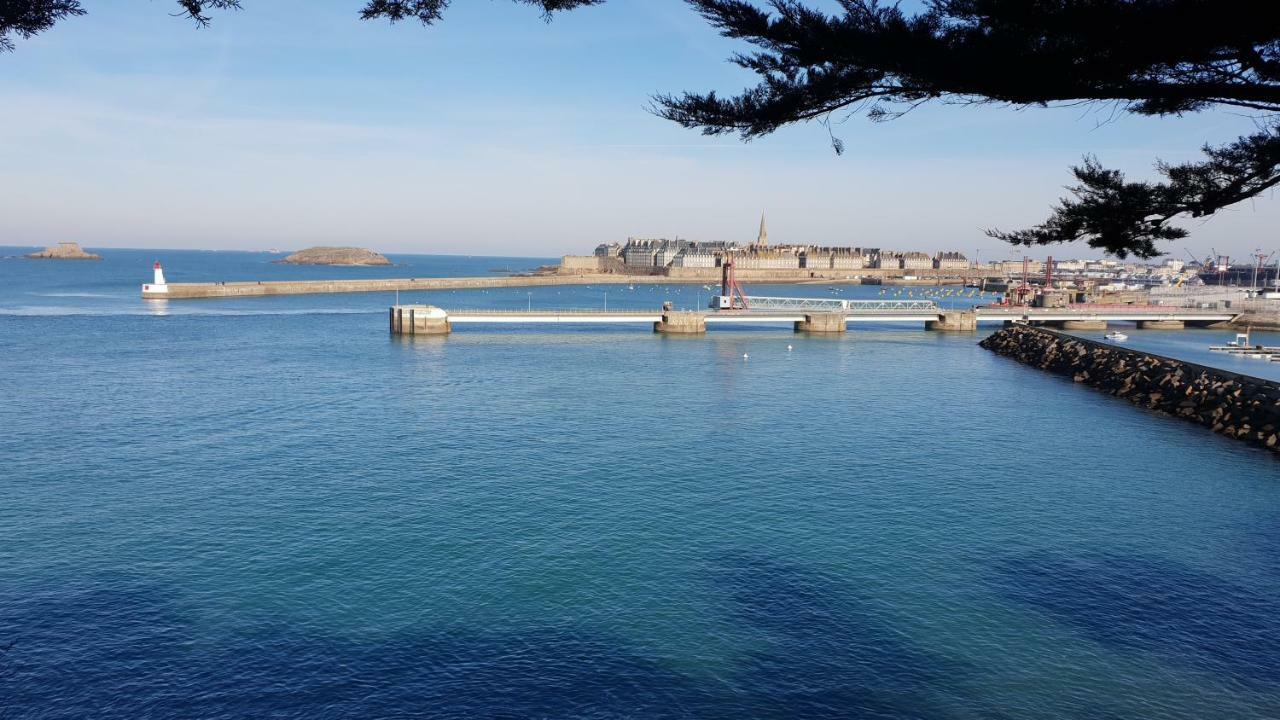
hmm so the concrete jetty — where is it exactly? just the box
[388,304,1235,336]
[142,273,826,300]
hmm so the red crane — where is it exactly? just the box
[720,251,750,310]
[1013,256,1033,305]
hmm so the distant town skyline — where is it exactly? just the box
[2,1,1276,259]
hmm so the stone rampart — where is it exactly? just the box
[981,325,1280,455]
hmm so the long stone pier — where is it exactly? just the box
[142,273,726,300]
[143,272,936,300]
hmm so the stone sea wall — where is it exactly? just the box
[1230,312,1280,331]
[981,325,1280,455]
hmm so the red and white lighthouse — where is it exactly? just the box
[142,261,169,297]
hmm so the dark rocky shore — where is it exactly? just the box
[982,325,1280,455]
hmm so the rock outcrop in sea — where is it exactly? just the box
[25,242,101,260]
[278,246,391,266]
[981,324,1280,454]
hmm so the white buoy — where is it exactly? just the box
[743,353,749,359]
[787,345,793,351]
[141,261,169,296]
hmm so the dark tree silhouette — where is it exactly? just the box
[653,0,1279,258]
[359,0,601,24]
[0,0,83,51]
[0,1,600,45]
[3,0,1278,257]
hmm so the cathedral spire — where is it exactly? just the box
[756,211,768,248]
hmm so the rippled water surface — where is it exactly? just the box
[2,249,1279,719]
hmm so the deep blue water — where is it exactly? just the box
[2,248,1279,719]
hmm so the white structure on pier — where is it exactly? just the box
[142,261,168,296]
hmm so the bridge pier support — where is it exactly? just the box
[654,311,706,334]
[1054,319,1107,331]
[390,305,451,335]
[926,311,977,332]
[1136,319,1185,330]
[794,312,846,333]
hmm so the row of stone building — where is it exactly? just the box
[593,238,970,271]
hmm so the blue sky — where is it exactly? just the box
[2,0,1276,260]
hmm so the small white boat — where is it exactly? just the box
[1104,331,1128,341]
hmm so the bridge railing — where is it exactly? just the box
[1064,303,1196,312]
[977,305,1233,315]
[739,296,940,312]
[844,300,940,312]
[446,308,660,315]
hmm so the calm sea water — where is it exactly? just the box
[1,248,1278,719]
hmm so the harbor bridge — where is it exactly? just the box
[391,255,1235,334]
[390,300,1237,335]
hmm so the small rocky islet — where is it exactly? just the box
[277,246,391,266]
[25,242,101,260]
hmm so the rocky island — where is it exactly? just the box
[278,246,391,266]
[26,242,101,260]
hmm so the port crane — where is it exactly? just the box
[1209,249,1231,284]
[1252,250,1275,289]
[1183,247,1209,268]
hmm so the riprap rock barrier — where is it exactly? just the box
[981,325,1280,455]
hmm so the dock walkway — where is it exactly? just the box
[389,304,1237,335]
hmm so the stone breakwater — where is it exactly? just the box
[981,325,1280,455]
[143,273,715,299]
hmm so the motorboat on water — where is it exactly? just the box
[1104,331,1128,341]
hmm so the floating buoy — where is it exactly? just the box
[787,345,793,351]
[743,353,749,359]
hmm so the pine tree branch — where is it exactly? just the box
[988,125,1280,258]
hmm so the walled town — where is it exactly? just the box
[556,215,1278,297]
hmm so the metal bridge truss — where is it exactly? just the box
[738,296,940,313]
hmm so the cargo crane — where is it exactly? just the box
[1209,249,1230,285]
[1253,250,1276,290]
